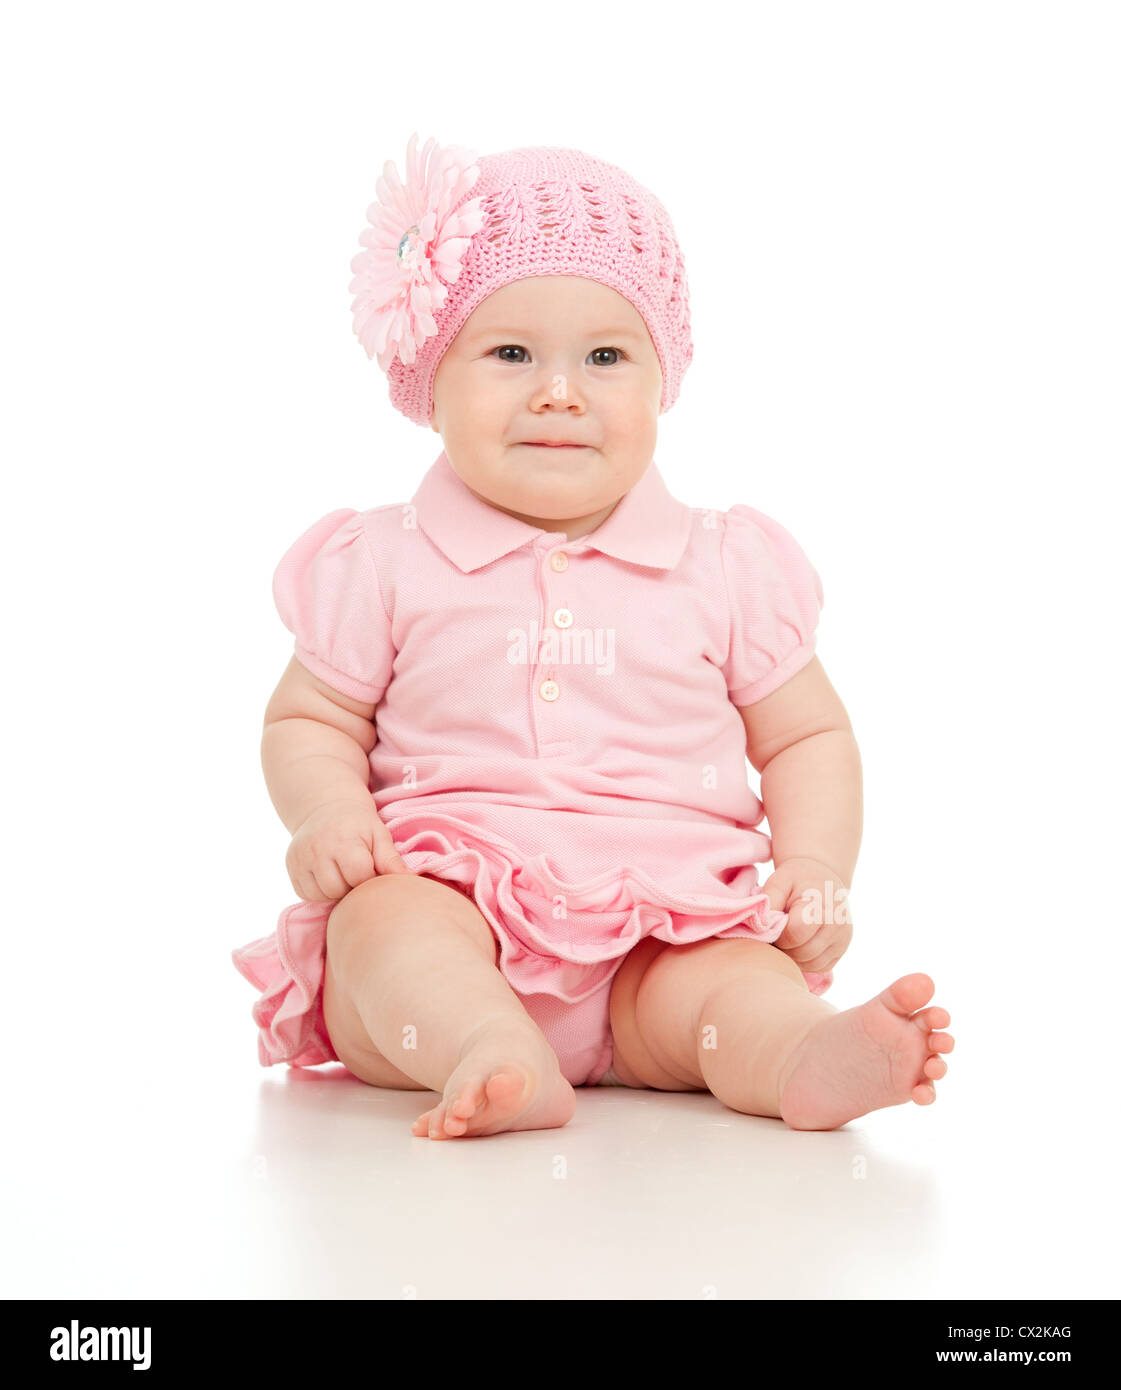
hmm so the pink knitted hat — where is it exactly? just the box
[349,134,694,426]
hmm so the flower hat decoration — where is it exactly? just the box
[349,133,487,371]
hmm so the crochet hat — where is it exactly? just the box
[349,134,694,426]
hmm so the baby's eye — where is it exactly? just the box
[489,345,628,365]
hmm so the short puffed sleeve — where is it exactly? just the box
[719,504,824,706]
[272,509,395,704]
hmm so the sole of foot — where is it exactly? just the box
[410,1017,577,1140]
[778,972,954,1131]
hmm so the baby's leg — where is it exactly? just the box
[617,938,953,1130]
[324,874,576,1139]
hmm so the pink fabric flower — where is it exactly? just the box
[349,132,486,370]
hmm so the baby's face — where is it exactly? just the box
[430,276,663,533]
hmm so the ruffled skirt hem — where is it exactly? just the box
[232,811,834,1068]
[231,900,339,1068]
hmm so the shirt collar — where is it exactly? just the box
[411,449,693,574]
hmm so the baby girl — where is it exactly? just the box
[232,135,953,1139]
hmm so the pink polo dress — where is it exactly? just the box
[232,449,832,1087]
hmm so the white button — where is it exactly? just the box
[539,678,560,701]
[549,551,569,572]
[553,607,573,628]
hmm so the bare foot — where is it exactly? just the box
[410,1016,577,1140]
[777,973,954,1131]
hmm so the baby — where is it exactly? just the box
[232,135,953,1139]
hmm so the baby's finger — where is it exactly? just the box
[374,844,411,875]
[780,942,826,971]
[372,824,410,876]
[796,945,840,975]
[758,876,793,919]
[333,839,378,888]
[794,926,851,975]
[773,909,818,953]
[310,857,351,902]
[292,870,331,903]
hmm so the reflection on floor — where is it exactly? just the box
[8,1018,1112,1301]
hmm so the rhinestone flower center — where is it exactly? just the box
[396,224,422,270]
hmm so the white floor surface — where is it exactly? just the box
[7,1003,1115,1300]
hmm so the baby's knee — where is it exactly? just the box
[715,937,808,986]
[327,872,498,966]
[646,936,806,1000]
[326,873,414,947]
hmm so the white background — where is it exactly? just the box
[3,1,1117,1303]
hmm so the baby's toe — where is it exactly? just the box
[928,1030,954,1053]
[915,1006,951,1031]
[912,1079,936,1104]
[923,1055,948,1080]
[424,1102,454,1139]
[438,1084,485,1136]
[485,1069,528,1108]
[884,973,936,1016]
[449,1084,483,1120]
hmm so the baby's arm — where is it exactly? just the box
[262,656,408,898]
[738,655,863,972]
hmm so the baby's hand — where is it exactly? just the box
[759,857,853,975]
[286,798,410,902]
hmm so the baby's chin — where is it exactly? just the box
[499,447,610,494]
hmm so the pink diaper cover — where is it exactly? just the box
[231,810,833,1088]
